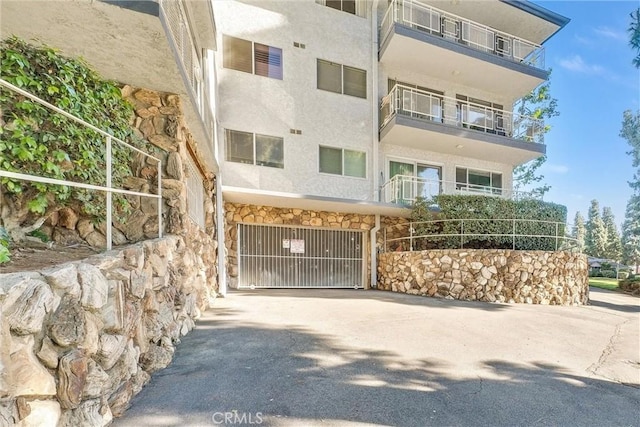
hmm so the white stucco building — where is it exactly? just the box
[213,0,569,289]
[0,0,569,291]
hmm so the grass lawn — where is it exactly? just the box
[589,277,620,291]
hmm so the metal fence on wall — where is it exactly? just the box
[0,78,162,250]
[383,218,579,253]
[238,224,365,289]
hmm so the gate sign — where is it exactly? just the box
[290,239,305,254]
[282,239,290,249]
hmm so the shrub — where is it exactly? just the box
[618,271,629,280]
[411,195,567,251]
[619,278,640,294]
[589,269,603,278]
[601,269,617,279]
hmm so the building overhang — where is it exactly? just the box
[499,0,571,43]
[379,24,548,99]
[0,0,218,174]
[222,186,412,218]
[380,115,546,166]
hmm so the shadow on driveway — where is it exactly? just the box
[115,289,640,427]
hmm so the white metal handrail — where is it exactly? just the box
[383,218,578,252]
[0,78,162,250]
[381,84,544,143]
[380,0,545,69]
[380,174,538,204]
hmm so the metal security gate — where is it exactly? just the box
[237,224,364,289]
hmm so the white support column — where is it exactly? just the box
[216,174,227,296]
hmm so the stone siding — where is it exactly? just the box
[378,249,589,305]
[224,203,382,288]
[0,228,217,426]
[33,85,216,248]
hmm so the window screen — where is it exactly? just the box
[223,35,252,73]
[254,43,283,80]
[256,134,284,168]
[343,65,366,98]
[344,149,366,177]
[226,129,254,164]
[317,60,342,93]
[319,146,342,175]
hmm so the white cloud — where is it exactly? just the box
[593,26,627,41]
[558,55,605,75]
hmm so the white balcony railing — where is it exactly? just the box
[380,0,545,70]
[380,174,539,205]
[380,84,545,144]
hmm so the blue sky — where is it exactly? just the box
[530,1,639,228]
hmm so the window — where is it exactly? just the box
[317,59,366,98]
[456,167,502,195]
[319,146,366,178]
[456,94,503,132]
[389,79,444,122]
[226,129,284,168]
[318,0,361,16]
[223,35,283,80]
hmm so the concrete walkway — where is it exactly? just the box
[115,288,640,427]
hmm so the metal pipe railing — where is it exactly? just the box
[382,218,578,253]
[380,0,545,69]
[381,84,544,143]
[380,174,538,205]
[0,78,163,250]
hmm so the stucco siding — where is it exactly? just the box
[379,143,514,190]
[214,0,376,200]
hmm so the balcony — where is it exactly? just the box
[380,174,538,205]
[380,84,545,165]
[379,0,548,97]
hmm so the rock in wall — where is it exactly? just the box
[0,231,217,426]
[377,249,589,305]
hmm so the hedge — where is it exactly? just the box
[410,195,568,251]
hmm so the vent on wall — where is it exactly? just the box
[289,129,302,135]
[293,42,306,49]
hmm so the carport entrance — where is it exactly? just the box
[237,223,365,288]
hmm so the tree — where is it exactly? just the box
[513,76,559,197]
[620,110,640,191]
[621,194,640,273]
[585,200,607,258]
[629,8,640,68]
[571,211,586,252]
[620,8,640,273]
[602,207,622,260]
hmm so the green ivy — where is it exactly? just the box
[0,37,149,223]
[0,227,9,263]
[411,195,568,251]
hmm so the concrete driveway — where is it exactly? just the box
[115,288,640,427]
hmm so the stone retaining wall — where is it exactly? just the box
[28,85,216,249]
[378,249,589,305]
[0,228,217,426]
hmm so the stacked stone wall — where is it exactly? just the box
[224,203,397,288]
[378,249,589,305]
[0,228,217,426]
[32,85,216,248]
